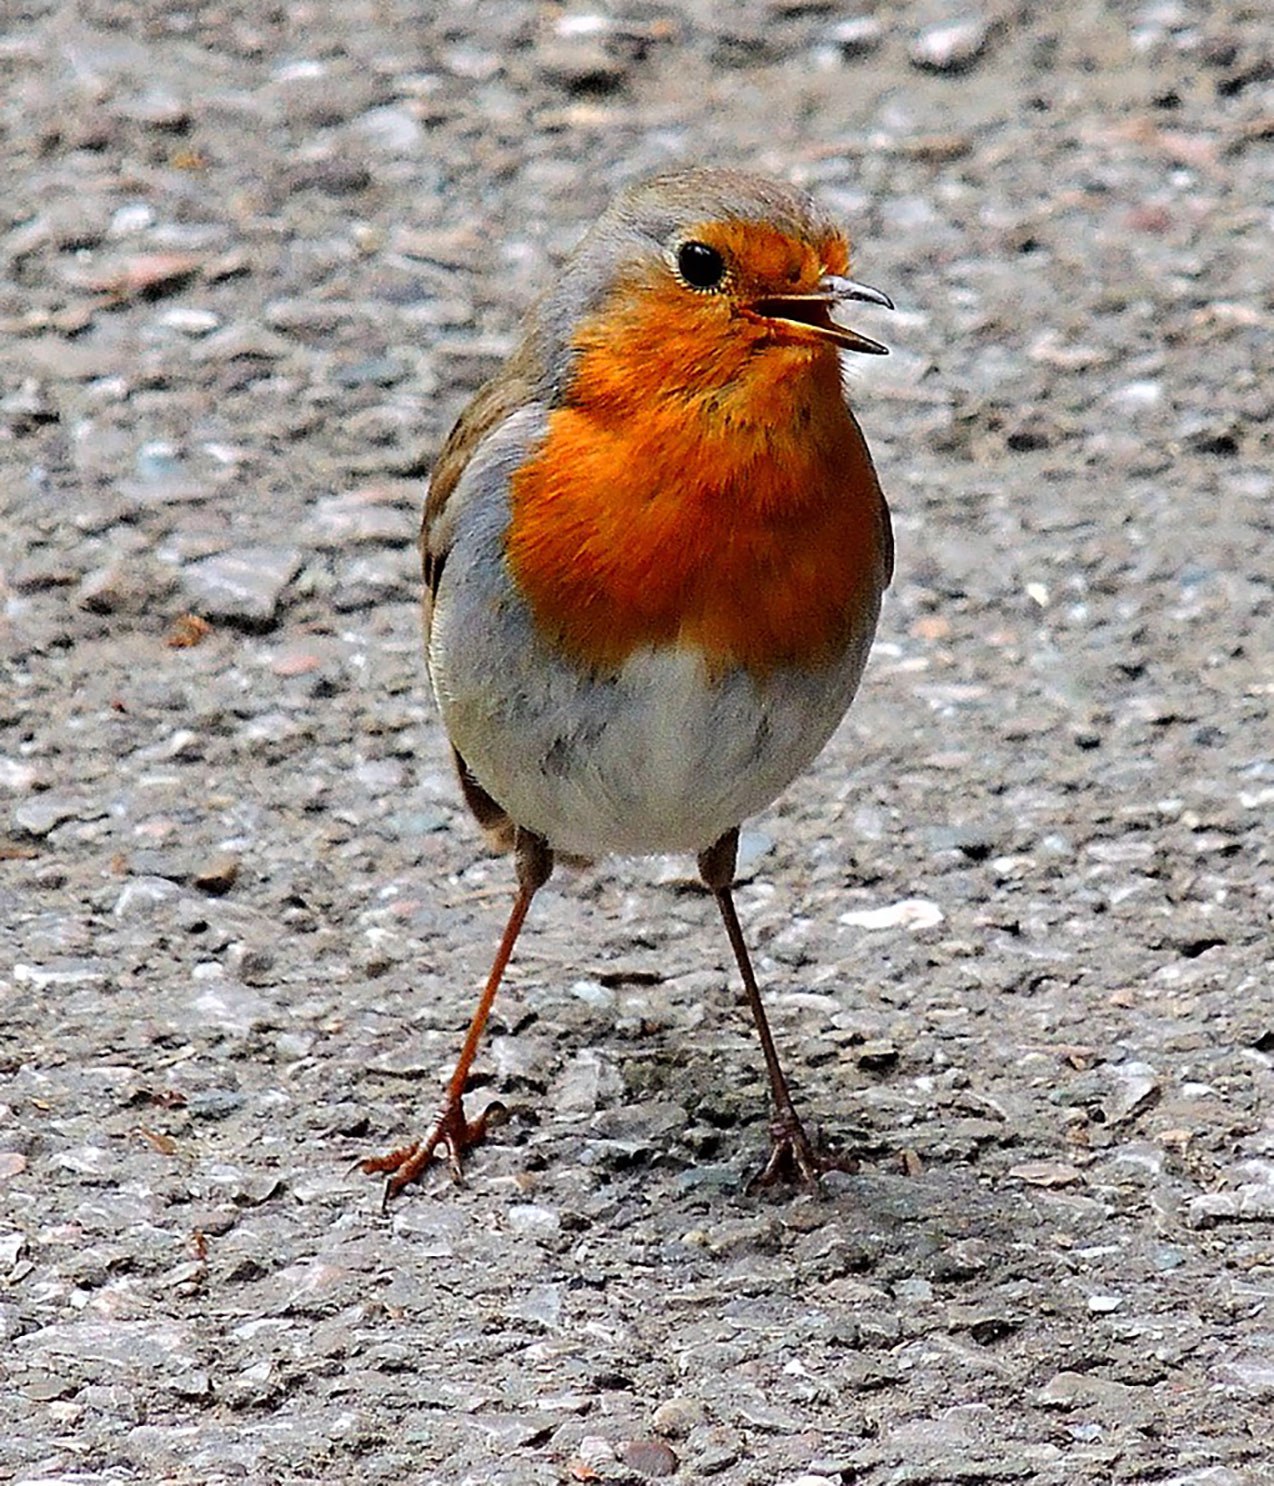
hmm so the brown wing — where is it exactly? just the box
[421,342,544,854]
[420,340,543,619]
[451,745,517,854]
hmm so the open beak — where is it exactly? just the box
[750,275,894,356]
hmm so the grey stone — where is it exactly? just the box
[180,546,304,627]
[910,16,994,73]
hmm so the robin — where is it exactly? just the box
[363,167,894,1199]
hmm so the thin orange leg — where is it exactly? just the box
[699,829,855,1191]
[363,830,553,1201]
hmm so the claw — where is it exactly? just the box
[746,1109,856,1194]
[361,1095,505,1203]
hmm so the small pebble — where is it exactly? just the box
[306,487,410,546]
[829,17,884,56]
[122,91,191,130]
[1104,1061,1161,1124]
[108,201,156,236]
[0,759,44,793]
[505,1204,562,1239]
[331,356,405,389]
[856,1038,900,1070]
[77,563,144,613]
[158,306,221,335]
[192,853,240,895]
[537,41,629,94]
[0,1153,29,1180]
[186,1089,245,1120]
[575,1435,617,1470]
[180,546,303,627]
[507,1282,563,1330]
[911,16,993,73]
[618,1438,679,1478]
[1088,1294,1123,1313]
[13,796,98,837]
[23,1372,78,1402]
[286,156,372,196]
[1009,1160,1082,1188]
[651,1396,705,1439]
[354,104,424,154]
[839,898,944,930]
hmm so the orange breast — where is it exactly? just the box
[505,289,889,676]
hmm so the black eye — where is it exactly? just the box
[677,240,726,290]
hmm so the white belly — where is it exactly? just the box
[433,634,872,859]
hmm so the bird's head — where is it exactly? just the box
[533,168,892,406]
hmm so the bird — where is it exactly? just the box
[362,166,894,1199]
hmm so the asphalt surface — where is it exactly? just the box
[2,3,1271,1483]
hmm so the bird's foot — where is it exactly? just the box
[747,1107,856,1194]
[361,1094,507,1204]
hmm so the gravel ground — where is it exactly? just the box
[2,3,1271,1484]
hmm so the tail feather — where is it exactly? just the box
[452,745,517,854]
